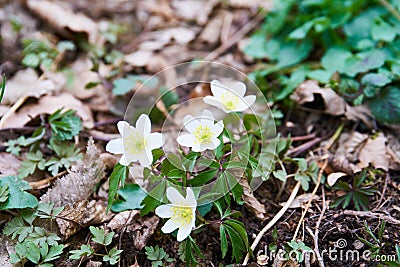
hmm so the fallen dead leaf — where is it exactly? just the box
[125,215,159,250]
[56,200,113,240]
[2,92,94,129]
[229,0,274,9]
[172,0,220,25]
[199,11,225,45]
[0,236,13,267]
[25,0,102,44]
[240,178,266,220]
[327,172,348,187]
[86,261,102,267]
[2,68,63,105]
[124,50,154,67]
[65,57,110,100]
[107,210,140,231]
[0,153,21,177]
[292,80,373,127]
[358,133,389,171]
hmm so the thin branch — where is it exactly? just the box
[242,181,301,265]
[343,210,400,225]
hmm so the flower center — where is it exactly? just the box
[171,206,194,226]
[124,132,146,154]
[220,91,239,111]
[193,125,213,144]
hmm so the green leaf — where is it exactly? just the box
[107,163,128,212]
[140,179,167,216]
[0,176,38,210]
[49,109,82,140]
[187,169,218,187]
[273,170,287,182]
[222,220,249,262]
[0,74,5,103]
[26,241,41,264]
[362,73,391,87]
[369,86,400,123]
[371,18,397,42]
[103,247,122,265]
[111,183,147,212]
[321,46,352,73]
[277,40,312,68]
[22,53,40,68]
[69,245,94,259]
[220,225,228,259]
[42,244,64,262]
[90,226,114,246]
[160,86,178,110]
[288,20,314,40]
[0,184,9,203]
[344,50,386,77]
[295,173,310,191]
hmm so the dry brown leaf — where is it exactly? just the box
[0,236,13,267]
[387,134,400,170]
[199,12,225,44]
[56,200,113,239]
[172,0,220,25]
[86,261,102,267]
[40,137,106,206]
[292,80,373,127]
[292,80,346,116]
[240,178,266,220]
[281,193,319,209]
[228,0,274,9]
[125,215,159,250]
[2,92,94,129]
[124,50,154,67]
[26,0,102,44]
[65,57,110,99]
[358,133,389,171]
[0,153,21,176]
[107,210,140,231]
[327,172,347,186]
[2,68,63,105]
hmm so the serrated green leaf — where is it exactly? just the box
[0,176,38,210]
[107,163,128,212]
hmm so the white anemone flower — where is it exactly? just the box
[106,114,164,167]
[155,187,197,242]
[177,109,224,152]
[203,80,256,113]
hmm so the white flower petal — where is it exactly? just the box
[106,138,124,155]
[200,109,214,127]
[210,80,226,98]
[199,139,219,151]
[155,204,174,218]
[191,143,202,152]
[137,151,152,167]
[183,116,200,133]
[177,134,196,148]
[203,96,230,113]
[161,219,179,234]
[185,188,197,207]
[119,154,129,166]
[211,120,224,137]
[244,95,256,108]
[136,114,151,134]
[226,81,246,97]
[167,187,186,205]
[147,132,164,149]
[117,121,132,137]
[177,223,193,242]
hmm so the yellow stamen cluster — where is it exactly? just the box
[220,91,239,111]
[171,206,193,226]
[124,132,146,154]
[193,125,213,144]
